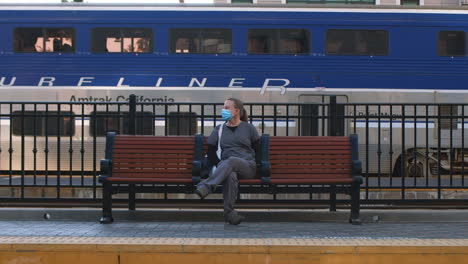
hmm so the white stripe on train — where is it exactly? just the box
[1,86,468,94]
[1,5,468,15]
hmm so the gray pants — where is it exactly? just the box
[198,157,256,220]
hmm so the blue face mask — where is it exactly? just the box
[221,109,232,121]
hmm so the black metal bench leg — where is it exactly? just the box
[350,183,361,225]
[129,184,136,211]
[100,182,114,224]
[329,185,337,212]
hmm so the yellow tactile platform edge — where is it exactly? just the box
[1,237,468,251]
[1,237,468,264]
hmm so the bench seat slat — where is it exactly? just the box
[115,135,194,140]
[239,179,263,184]
[113,154,193,159]
[270,141,351,146]
[113,164,192,169]
[269,155,352,160]
[113,158,193,164]
[271,164,351,169]
[271,178,354,184]
[114,145,195,150]
[270,145,351,150]
[112,164,193,168]
[114,140,195,145]
[112,173,192,178]
[271,173,351,179]
[270,137,349,141]
[106,177,193,183]
[113,168,192,173]
[271,161,350,164]
[113,149,194,154]
[270,150,351,155]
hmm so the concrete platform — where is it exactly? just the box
[1,208,468,223]
[0,208,467,264]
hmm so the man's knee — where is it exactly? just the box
[225,156,243,167]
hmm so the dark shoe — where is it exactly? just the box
[225,214,245,225]
[194,184,210,199]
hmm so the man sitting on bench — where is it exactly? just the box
[195,98,260,225]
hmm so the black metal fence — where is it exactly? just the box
[0,95,467,206]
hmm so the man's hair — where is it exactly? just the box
[227,98,248,122]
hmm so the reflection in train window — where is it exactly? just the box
[91,28,153,53]
[439,105,458,130]
[14,28,75,53]
[12,111,75,136]
[400,0,420,5]
[89,112,153,136]
[170,28,232,54]
[438,31,466,57]
[326,30,388,56]
[248,29,310,54]
[168,112,197,135]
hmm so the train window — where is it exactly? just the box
[287,0,375,3]
[400,0,419,5]
[169,28,232,54]
[91,28,153,53]
[248,29,310,54]
[12,111,75,136]
[89,112,153,136]
[326,30,388,56]
[439,105,458,130]
[168,112,197,135]
[438,31,466,57]
[14,28,75,53]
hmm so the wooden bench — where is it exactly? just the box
[265,135,363,225]
[99,132,362,225]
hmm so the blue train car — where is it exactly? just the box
[0,4,467,104]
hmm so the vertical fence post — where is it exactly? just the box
[128,94,137,210]
[128,94,137,135]
[328,95,337,211]
[21,104,25,199]
[329,95,337,136]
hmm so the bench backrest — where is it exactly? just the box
[108,134,198,181]
[269,136,355,182]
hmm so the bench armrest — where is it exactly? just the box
[191,133,204,183]
[192,160,202,182]
[352,160,362,175]
[258,134,270,184]
[99,159,112,183]
[260,161,271,184]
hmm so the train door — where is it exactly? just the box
[434,93,464,143]
[298,94,348,136]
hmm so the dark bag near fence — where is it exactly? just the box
[200,156,214,179]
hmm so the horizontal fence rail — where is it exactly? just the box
[0,95,467,205]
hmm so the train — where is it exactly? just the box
[1,3,468,178]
